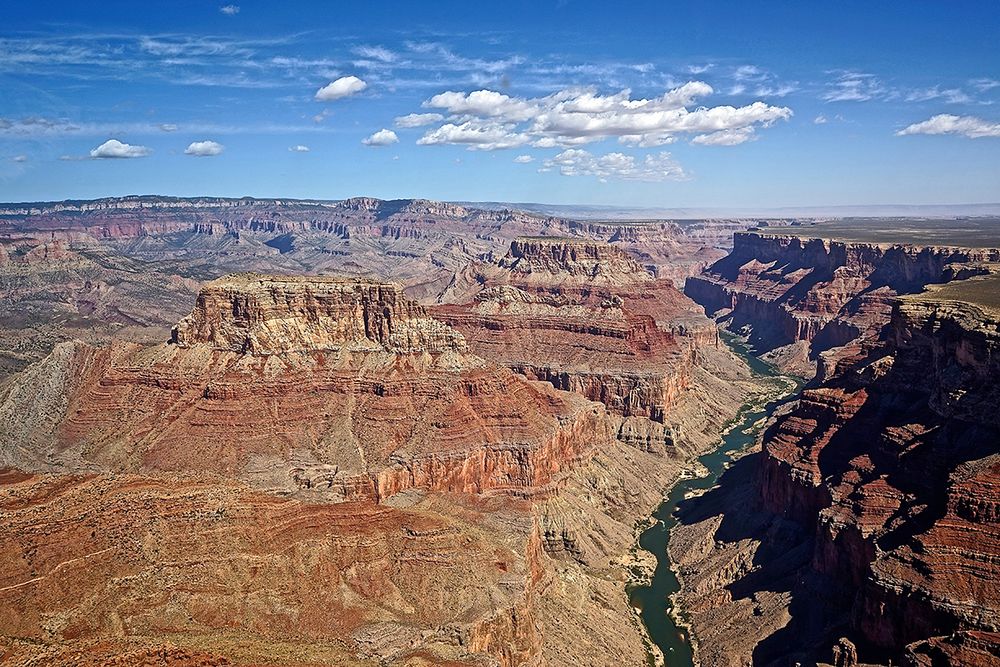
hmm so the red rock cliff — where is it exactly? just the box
[685,231,998,376]
[759,296,1000,662]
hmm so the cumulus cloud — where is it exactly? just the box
[220,5,239,15]
[513,154,534,163]
[618,132,676,147]
[394,112,445,128]
[288,144,310,152]
[410,81,791,150]
[417,120,530,150]
[814,115,828,124]
[541,149,687,182]
[362,128,399,146]
[315,75,367,101]
[896,114,1000,139]
[90,139,151,158]
[184,140,225,156]
[424,89,538,121]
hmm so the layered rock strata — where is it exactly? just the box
[759,298,1000,661]
[0,274,612,502]
[672,290,1000,666]
[434,238,718,423]
[685,231,1000,377]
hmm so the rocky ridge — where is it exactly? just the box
[0,274,611,503]
[676,231,1000,666]
[685,231,999,377]
[434,238,718,424]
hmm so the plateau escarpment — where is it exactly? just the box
[675,231,1000,667]
[759,296,1000,664]
[0,253,758,664]
[435,238,718,425]
[1,274,609,502]
[0,196,759,383]
[685,231,999,377]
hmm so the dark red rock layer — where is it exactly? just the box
[433,239,719,422]
[759,298,1000,663]
[685,232,999,376]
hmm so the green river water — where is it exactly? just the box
[627,334,801,666]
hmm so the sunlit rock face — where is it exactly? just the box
[433,238,719,422]
[171,274,467,355]
[1,274,614,502]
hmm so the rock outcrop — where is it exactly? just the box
[0,274,612,503]
[685,231,999,377]
[434,238,718,423]
[759,298,1000,661]
[171,274,466,354]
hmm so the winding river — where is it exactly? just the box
[628,333,801,666]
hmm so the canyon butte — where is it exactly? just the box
[0,199,997,667]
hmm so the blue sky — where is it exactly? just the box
[1,1,998,207]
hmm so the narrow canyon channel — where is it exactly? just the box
[629,333,802,666]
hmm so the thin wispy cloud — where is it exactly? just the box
[822,71,887,102]
[540,148,688,182]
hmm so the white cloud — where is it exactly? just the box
[394,112,445,128]
[970,78,1000,92]
[733,65,766,82]
[896,114,1000,139]
[90,139,151,159]
[822,71,886,102]
[687,63,714,75]
[814,114,828,124]
[353,45,396,63]
[288,144,310,152]
[513,154,534,163]
[417,120,529,150]
[315,75,367,101]
[691,126,757,146]
[12,155,27,162]
[219,5,240,15]
[159,123,178,132]
[618,132,676,147]
[905,87,971,104]
[362,128,399,146]
[184,140,225,156]
[424,89,538,121]
[410,81,791,150]
[542,148,687,182]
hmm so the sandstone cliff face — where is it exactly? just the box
[0,275,612,504]
[758,297,1000,663]
[433,238,719,423]
[172,274,466,355]
[685,232,999,376]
